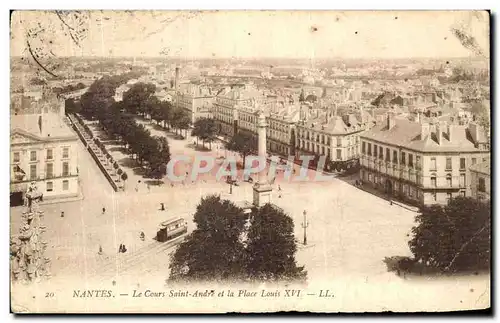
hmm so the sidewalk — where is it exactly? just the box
[355,183,421,213]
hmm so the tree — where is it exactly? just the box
[225,132,257,166]
[192,118,217,149]
[299,89,305,102]
[121,172,128,190]
[171,108,191,137]
[168,195,308,284]
[246,204,307,282]
[122,82,156,116]
[169,195,247,283]
[409,197,490,272]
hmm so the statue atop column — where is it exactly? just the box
[11,182,51,283]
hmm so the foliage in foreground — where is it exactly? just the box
[409,197,490,272]
[169,195,306,283]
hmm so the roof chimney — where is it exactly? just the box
[421,122,430,140]
[447,124,454,142]
[436,121,445,145]
[468,122,479,145]
[38,115,42,134]
[386,112,395,129]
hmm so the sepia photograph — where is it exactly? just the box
[8,9,491,313]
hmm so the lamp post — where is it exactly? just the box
[301,210,309,245]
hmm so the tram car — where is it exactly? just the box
[155,217,188,242]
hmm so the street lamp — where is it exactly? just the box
[301,210,309,245]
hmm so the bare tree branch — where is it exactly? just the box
[26,39,58,78]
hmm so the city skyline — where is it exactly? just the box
[10,10,490,60]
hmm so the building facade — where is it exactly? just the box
[10,113,80,205]
[360,114,490,206]
[295,109,372,170]
[175,84,214,123]
[470,160,490,201]
[213,85,274,138]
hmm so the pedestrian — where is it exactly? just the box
[122,245,127,253]
[390,200,393,206]
[118,244,123,253]
[61,211,65,218]
[140,232,145,241]
[170,183,174,188]
[98,245,103,255]
[161,203,165,211]
[102,207,106,214]
[278,185,282,191]
[147,184,150,193]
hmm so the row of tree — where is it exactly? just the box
[78,74,172,182]
[98,104,171,181]
[169,195,307,283]
[121,83,192,138]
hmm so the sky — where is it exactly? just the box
[10,10,490,60]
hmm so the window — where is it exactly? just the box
[379,146,383,160]
[327,148,330,157]
[460,174,465,187]
[13,152,20,163]
[386,148,390,162]
[471,158,477,165]
[430,157,437,171]
[336,149,342,160]
[62,162,69,176]
[432,192,437,201]
[63,180,69,191]
[336,137,341,147]
[460,158,466,170]
[431,174,437,187]
[409,154,414,168]
[478,177,486,192]
[374,145,378,157]
[46,148,53,160]
[393,151,398,164]
[446,157,452,170]
[30,164,37,180]
[446,174,452,187]
[416,156,421,169]
[30,151,37,161]
[362,142,366,154]
[447,193,452,203]
[367,143,372,156]
[460,191,466,197]
[401,152,406,165]
[46,181,53,192]
[46,163,54,178]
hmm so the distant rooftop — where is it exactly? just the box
[11,113,76,140]
[470,159,490,175]
[361,117,488,153]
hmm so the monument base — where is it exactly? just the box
[253,182,273,207]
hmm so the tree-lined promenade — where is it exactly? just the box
[69,74,194,182]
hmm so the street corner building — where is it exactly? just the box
[359,113,490,206]
[10,109,80,206]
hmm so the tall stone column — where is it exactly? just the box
[253,111,273,207]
